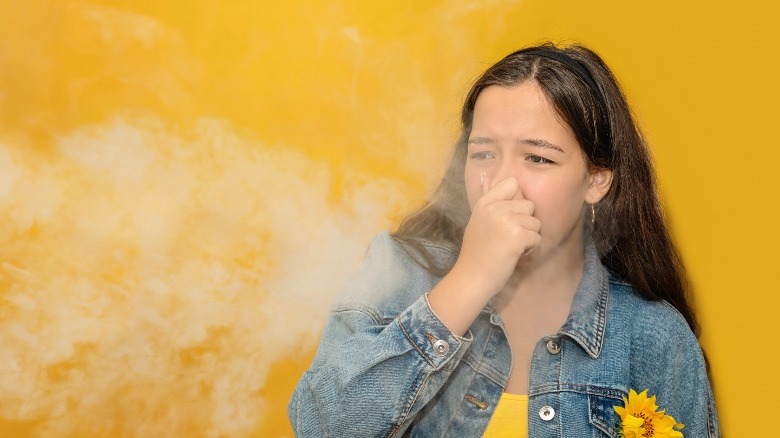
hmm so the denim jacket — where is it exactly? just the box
[288,232,720,437]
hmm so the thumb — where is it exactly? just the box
[482,177,519,201]
[512,182,526,201]
[480,171,490,196]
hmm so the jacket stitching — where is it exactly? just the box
[385,369,429,438]
[397,318,436,368]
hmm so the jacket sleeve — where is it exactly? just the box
[287,234,472,438]
[634,303,721,437]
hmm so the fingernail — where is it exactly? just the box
[480,171,485,189]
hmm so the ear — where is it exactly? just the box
[585,167,613,204]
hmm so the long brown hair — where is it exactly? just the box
[393,43,700,336]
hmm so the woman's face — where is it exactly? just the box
[464,80,611,259]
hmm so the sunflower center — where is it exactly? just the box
[636,413,655,437]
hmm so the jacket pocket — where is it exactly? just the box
[588,392,623,438]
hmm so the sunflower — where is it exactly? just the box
[614,389,685,438]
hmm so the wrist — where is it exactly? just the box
[426,265,495,337]
[447,260,502,301]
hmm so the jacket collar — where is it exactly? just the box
[481,240,611,358]
[558,241,609,359]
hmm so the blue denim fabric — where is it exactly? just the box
[288,232,720,437]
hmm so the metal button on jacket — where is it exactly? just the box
[539,405,555,421]
[433,339,449,356]
[546,338,561,355]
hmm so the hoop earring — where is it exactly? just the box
[591,203,595,225]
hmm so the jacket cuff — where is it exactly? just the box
[395,293,473,370]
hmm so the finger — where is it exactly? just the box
[491,198,535,217]
[481,177,519,202]
[517,215,541,233]
[511,182,526,201]
[480,171,489,196]
[496,213,541,236]
[520,232,542,256]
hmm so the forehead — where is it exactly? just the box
[470,82,578,147]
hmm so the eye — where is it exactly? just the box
[469,151,495,160]
[527,154,555,165]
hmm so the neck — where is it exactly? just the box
[494,234,587,310]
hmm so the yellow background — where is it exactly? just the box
[1,1,777,436]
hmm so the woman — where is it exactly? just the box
[288,43,719,437]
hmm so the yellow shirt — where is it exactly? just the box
[482,393,528,438]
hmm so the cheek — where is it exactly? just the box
[465,180,480,210]
[523,178,588,225]
[464,169,481,210]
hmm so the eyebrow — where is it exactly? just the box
[467,136,565,153]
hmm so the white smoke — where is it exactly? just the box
[0,115,407,437]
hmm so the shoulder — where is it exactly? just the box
[605,276,716,435]
[333,231,457,319]
[366,231,457,270]
[606,275,704,365]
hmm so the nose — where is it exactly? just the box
[487,156,519,190]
